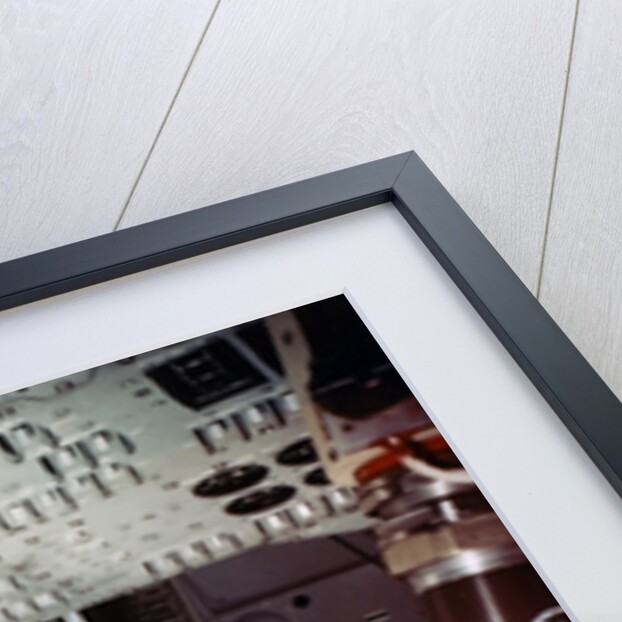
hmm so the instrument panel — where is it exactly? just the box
[0,322,371,621]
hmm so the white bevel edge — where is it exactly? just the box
[0,205,620,621]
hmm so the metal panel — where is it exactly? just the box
[0,325,371,620]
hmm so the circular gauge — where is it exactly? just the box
[225,485,297,515]
[276,438,318,466]
[193,464,269,498]
[304,467,330,486]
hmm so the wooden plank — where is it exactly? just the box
[119,0,576,290]
[0,0,218,262]
[539,0,622,400]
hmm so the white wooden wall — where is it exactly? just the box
[1,1,620,400]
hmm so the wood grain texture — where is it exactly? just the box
[119,0,576,290]
[539,0,622,400]
[0,0,218,262]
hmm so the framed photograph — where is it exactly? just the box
[0,152,619,622]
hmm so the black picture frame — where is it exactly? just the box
[1,150,620,501]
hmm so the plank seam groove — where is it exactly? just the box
[535,0,581,298]
[112,0,224,232]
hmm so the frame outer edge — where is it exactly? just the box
[0,152,412,312]
[392,151,622,498]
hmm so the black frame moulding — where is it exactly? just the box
[1,150,621,499]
